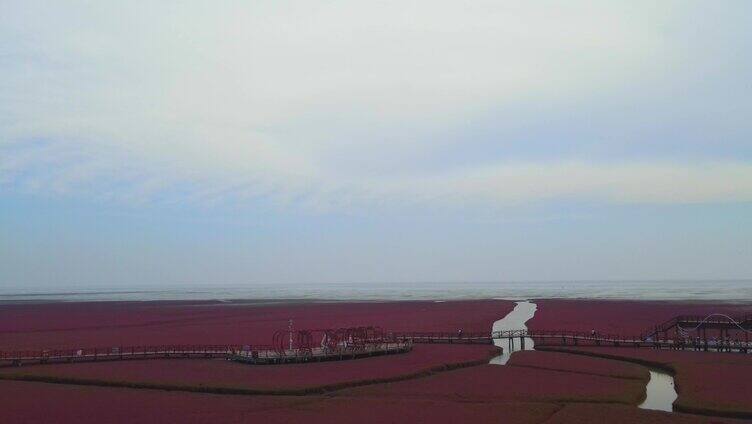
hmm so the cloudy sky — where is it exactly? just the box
[1,1,751,290]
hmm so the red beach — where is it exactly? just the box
[1,298,751,423]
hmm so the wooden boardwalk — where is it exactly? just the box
[0,342,412,367]
[644,313,752,341]
[393,329,752,353]
[4,313,750,368]
[1,345,244,367]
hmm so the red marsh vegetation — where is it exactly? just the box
[0,299,514,350]
[3,299,751,423]
[0,380,560,424]
[540,346,752,419]
[342,363,646,405]
[529,299,752,336]
[0,344,498,392]
[546,403,749,424]
[507,350,649,381]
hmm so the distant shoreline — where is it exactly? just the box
[2,280,752,304]
[1,297,751,306]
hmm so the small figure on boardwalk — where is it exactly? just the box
[457,329,463,338]
[590,329,596,338]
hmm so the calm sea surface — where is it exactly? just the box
[1,280,751,303]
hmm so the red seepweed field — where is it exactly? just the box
[340,362,648,405]
[529,299,752,419]
[537,345,752,418]
[507,349,649,380]
[528,299,752,337]
[0,299,514,349]
[1,298,751,423]
[0,344,498,392]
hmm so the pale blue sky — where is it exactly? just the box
[1,1,751,290]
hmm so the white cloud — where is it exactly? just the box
[370,161,752,206]
[3,137,750,208]
[1,1,750,209]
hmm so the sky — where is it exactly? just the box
[1,1,751,291]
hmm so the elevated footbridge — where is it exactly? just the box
[393,326,752,353]
[3,314,751,368]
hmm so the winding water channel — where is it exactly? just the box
[489,300,537,365]
[490,300,677,412]
[639,369,677,412]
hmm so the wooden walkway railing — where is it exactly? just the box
[0,341,412,367]
[642,314,752,340]
[392,329,752,353]
[4,327,750,368]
